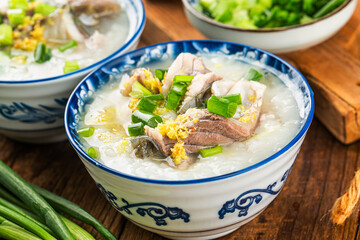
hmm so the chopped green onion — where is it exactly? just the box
[128,122,145,136]
[155,69,167,81]
[58,40,78,52]
[87,147,98,159]
[58,40,77,52]
[0,24,13,46]
[207,96,237,118]
[173,75,194,84]
[171,83,188,96]
[222,94,242,105]
[144,94,164,101]
[245,68,263,81]
[34,43,51,63]
[8,0,29,11]
[129,81,152,98]
[76,127,95,137]
[63,60,79,73]
[131,110,163,128]
[165,91,182,110]
[313,0,346,18]
[7,9,25,26]
[137,97,157,113]
[34,3,57,16]
[199,146,223,158]
[0,225,43,240]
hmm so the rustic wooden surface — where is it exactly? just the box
[1,0,360,239]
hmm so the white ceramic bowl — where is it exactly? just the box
[182,0,356,53]
[65,40,314,240]
[0,0,145,143]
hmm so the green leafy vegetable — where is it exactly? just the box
[245,68,263,81]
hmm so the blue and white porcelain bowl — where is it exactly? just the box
[65,40,314,240]
[0,0,145,143]
[182,0,356,53]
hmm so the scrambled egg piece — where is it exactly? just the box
[141,69,162,93]
[171,141,188,165]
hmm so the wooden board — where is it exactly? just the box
[281,1,360,144]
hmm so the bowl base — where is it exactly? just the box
[130,211,262,240]
[0,127,67,144]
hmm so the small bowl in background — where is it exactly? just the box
[0,0,145,144]
[65,40,314,239]
[182,0,356,53]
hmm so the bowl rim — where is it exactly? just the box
[0,0,146,85]
[182,0,354,33]
[65,39,315,185]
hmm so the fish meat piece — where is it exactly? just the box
[43,8,85,44]
[161,53,210,96]
[178,72,223,114]
[69,0,121,19]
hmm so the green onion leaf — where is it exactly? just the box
[63,60,79,73]
[34,43,52,63]
[34,3,57,16]
[155,69,167,81]
[131,110,163,128]
[173,75,194,84]
[0,24,13,46]
[221,94,242,105]
[137,97,157,113]
[143,94,164,101]
[313,0,346,18]
[165,91,182,110]
[129,81,152,98]
[76,127,95,137]
[58,40,78,52]
[8,0,29,11]
[87,147,98,159]
[171,83,188,96]
[207,96,237,118]
[7,9,25,26]
[245,68,263,81]
[128,122,145,136]
[199,145,223,158]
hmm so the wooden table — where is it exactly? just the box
[1,0,360,239]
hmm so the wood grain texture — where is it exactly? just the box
[1,0,360,240]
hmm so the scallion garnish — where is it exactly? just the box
[199,146,223,158]
[129,81,152,98]
[144,94,164,101]
[222,94,242,105]
[155,69,167,81]
[207,96,237,118]
[173,75,194,84]
[7,9,25,26]
[34,3,57,16]
[63,60,79,73]
[131,110,163,128]
[34,43,52,63]
[58,40,78,52]
[128,122,145,136]
[245,68,263,81]
[87,147,98,159]
[165,91,182,110]
[0,24,13,46]
[76,127,95,137]
[171,83,188,96]
[137,97,157,113]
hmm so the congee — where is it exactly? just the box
[0,0,129,80]
[77,53,302,180]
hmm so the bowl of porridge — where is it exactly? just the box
[65,40,314,239]
[0,0,145,143]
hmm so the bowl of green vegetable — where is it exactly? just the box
[183,0,356,53]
